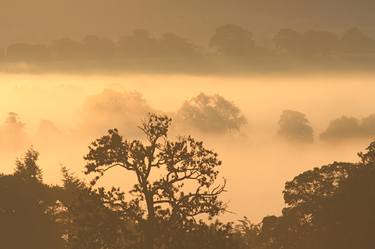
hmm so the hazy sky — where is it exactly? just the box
[1,0,375,47]
[0,73,374,222]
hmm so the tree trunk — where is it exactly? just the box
[144,192,155,249]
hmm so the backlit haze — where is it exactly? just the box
[1,72,373,222]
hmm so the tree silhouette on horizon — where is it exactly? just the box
[84,113,226,249]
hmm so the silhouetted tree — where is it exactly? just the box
[283,162,355,215]
[84,113,226,249]
[49,38,85,60]
[117,29,159,58]
[59,168,141,249]
[258,215,290,249]
[277,110,313,143]
[313,162,375,249]
[320,114,375,142]
[177,93,247,133]
[320,116,363,141]
[0,112,29,151]
[360,114,375,136]
[300,30,339,57]
[158,33,201,58]
[14,148,43,182]
[275,29,339,58]
[0,149,64,249]
[340,27,375,54]
[6,43,50,61]
[169,218,259,249]
[358,140,375,164]
[82,35,116,60]
[258,162,356,249]
[210,24,255,56]
[0,48,5,60]
[259,141,375,249]
[274,29,302,55]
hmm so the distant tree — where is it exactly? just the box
[274,29,302,55]
[5,112,24,127]
[210,24,255,56]
[82,35,116,60]
[320,116,363,141]
[118,29,159,58]
[277,110,314,143]
[0,48,5,60]
[177,93,247,133]
[360,114,375,136]
[35,119,62,146]
[6,43,50,61]
[0,112,30,151]
[300,30,339,57]
[84,113,226,249]
[274,29,340,58]
[49,38,85,60]
[80,89,153,137]
[2,112,25,139]
[340,27,375,54]
[158,33,201,58]
[320,114,375,142]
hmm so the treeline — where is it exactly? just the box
[2,91,374,151]
[0,113,374,249]
[1,26,375,64]
[277,110,375,143]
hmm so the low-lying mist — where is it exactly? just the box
[0,72,374,222]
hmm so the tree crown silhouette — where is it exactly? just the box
[84,113,226,249]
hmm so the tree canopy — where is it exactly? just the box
[1,114,375,249]
[84,113,227,249]
[277,110,314,143]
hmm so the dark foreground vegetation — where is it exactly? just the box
[2,26,375,74]
[1,113,374,249]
